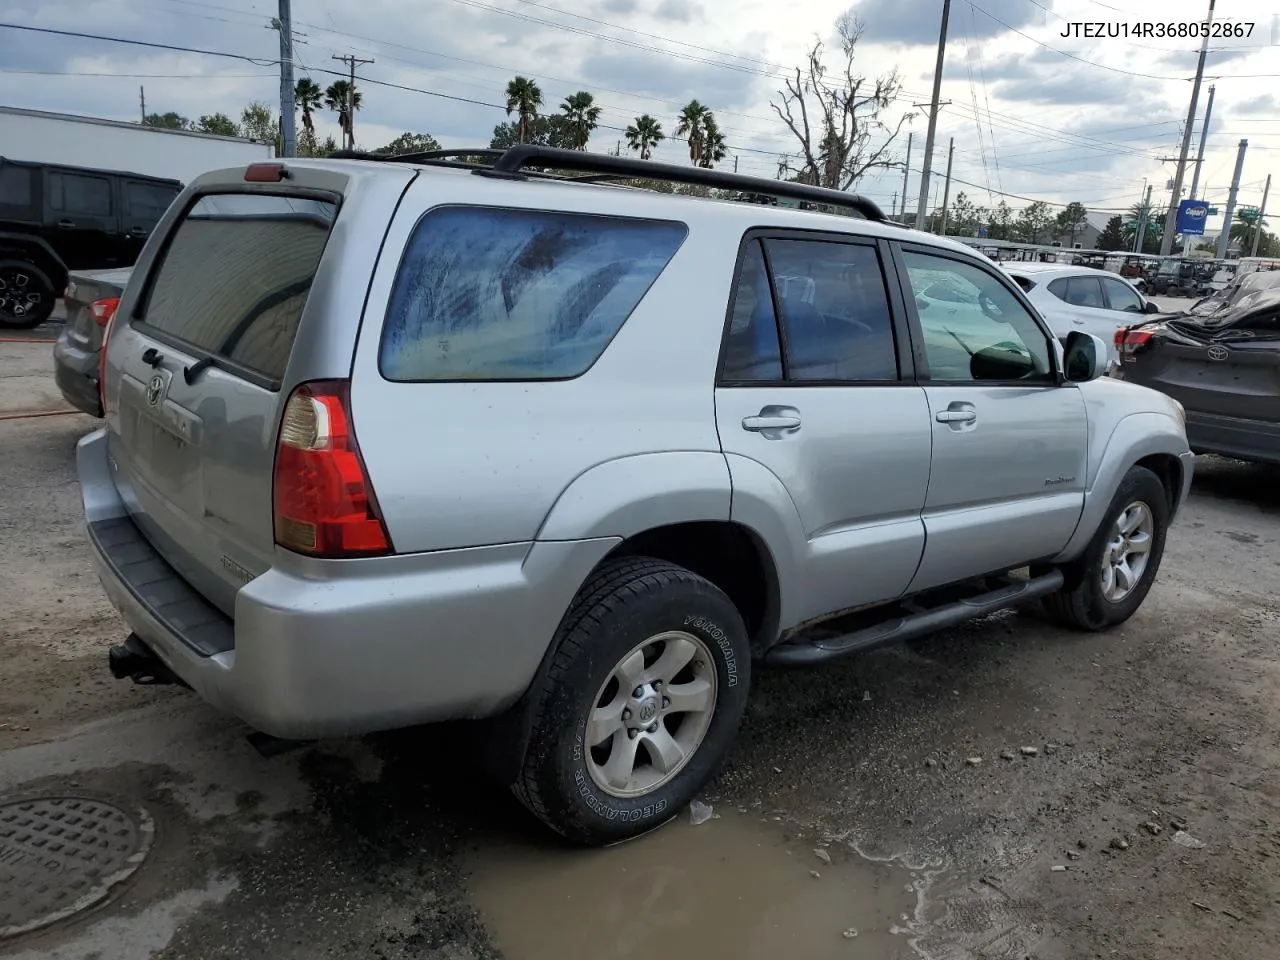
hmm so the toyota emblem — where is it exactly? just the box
[145,374,164,405]
[1206,345,1229,362]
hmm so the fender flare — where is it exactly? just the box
[0,231,69,289]
[534,451,732,541]
[1052,411,1189,562]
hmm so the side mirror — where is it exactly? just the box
[1063,331,1108,383]
[1144,301,1161,314]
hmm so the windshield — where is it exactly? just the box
[1157,261,1180,276]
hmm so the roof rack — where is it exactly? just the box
[327,144,888,221]
[485,145,888,222]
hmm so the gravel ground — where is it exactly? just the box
[1,331,1277,959]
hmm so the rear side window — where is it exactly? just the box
[48,172,113,216]
[1048,275,1105,309]
[380,206,688,381]
[140,193,336,384]
[0,165,35,212]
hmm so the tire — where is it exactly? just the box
[1042,465,1170,631]
[0,259,56,329]
[513,556,751,846]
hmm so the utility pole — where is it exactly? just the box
[891,191,898,218]
[331,53,373,150]
[1182,83,1215,254]
[139,86,146,123]
[1135,183,1153,253]
[1160,0,1215,255]
[1216,139,1247,260]
[938,137,955,235]
[1250,173,1271,257]
[915,0,951,231]
[733,155,739,173]
[272,1,296,157]
[901,132,913,225]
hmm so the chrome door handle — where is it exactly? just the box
[935,410,976,424]
[742,415,801,431]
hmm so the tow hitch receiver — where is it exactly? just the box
[108,634,188,687]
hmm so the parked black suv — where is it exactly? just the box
[0,157,181,328]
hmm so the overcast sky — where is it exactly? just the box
[3,0,1278,221]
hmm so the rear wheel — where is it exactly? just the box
[513,557,750,846]
[1043,465,1170,631]
[0,259,56,329]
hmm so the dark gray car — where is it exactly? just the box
[1115,289,1280,464]
[53,267,130,417]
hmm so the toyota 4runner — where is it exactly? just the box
[80,147,1194,845]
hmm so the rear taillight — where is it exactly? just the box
[97,308,115,414]
[90,297,119,327]
[272,380,391,558]
[1118,328,1154,361]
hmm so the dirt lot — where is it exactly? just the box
[1,330,1277,959]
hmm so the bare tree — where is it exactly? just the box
[771,14,914,190]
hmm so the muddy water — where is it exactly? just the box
[467,811,918,960]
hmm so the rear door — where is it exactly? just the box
[715,232,932,622]
[120,179,182,263]
[44,167,119,269]
[104,182,348,615]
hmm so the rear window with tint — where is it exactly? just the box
[380,206,688,381]
[140,194,336,384]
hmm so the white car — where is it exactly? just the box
[1001,263,1160,363]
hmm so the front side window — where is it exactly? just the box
[141,193,336,383]
[1100,277,1144,313]
[127,182,180,225]
[902,249,1053,383]
[380,207,687,381]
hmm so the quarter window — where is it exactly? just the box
[381,207,688,381]
[902,250,1053,383]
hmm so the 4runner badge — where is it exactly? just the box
[145,374,164,406]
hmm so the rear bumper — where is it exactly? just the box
[53,333,102,418]
[1186,411,1280,465]
[77,428,620,739]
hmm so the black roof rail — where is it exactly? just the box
[483,145,889,222]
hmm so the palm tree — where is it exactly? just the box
[559,91,601,150]
[1229,208,1268,249]
[294,77,323,137]
[698,114,728,169]
[625,114,664,160]
[505,76,543,144]
[675,100,711,166]
[324,80,362,149]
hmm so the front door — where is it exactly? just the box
[715,234,932,625]
[120,179,182,263]
[895,245,1089,593]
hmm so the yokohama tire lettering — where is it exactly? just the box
[683,615,739,687]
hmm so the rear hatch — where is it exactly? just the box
[1120,309,1280,424]
[101,163,411,616]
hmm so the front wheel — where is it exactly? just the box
[1042,465,1170,631]
[513,557,751,846]
[0,259,56,329]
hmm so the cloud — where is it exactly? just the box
[847,0,1040,46]
[600,0,640,12]
[976,48,1166,110]
[654,0,703,23]
[1234,94,1280,115]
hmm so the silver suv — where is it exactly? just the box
[80,146,1194,845]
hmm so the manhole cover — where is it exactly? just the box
[0,796,154,939]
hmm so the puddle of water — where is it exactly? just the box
[467,811,916,960]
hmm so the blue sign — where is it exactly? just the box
[1176,199,1210,235]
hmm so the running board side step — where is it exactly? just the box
[764,569,1064,667]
